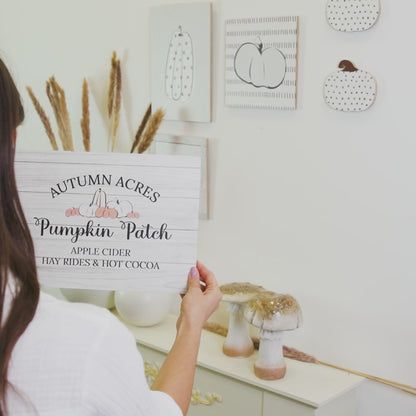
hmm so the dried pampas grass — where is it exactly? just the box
[108,51,117,118]
[46,76,73,151]
[110,60,121,152]
[26,86,59,150]
[27,51,164,154]
[106,51,122,152]
[80,78,90,152]
[137,108,165,154]
[130,103,151,153]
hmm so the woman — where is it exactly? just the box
[0,58,222,415]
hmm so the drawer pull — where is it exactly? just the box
[144,361,222,406]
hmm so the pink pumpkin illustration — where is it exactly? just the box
[95,206,106,218]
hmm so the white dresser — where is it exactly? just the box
[120,314,364,416]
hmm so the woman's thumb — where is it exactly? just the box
[187,266,200,288]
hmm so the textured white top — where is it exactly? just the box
[5,288,182,416]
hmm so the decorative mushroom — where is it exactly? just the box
[220,282,265,357]
[244,291,302,380]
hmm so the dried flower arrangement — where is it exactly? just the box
[27,51,164,153]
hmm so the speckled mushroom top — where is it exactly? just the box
[245,291,302,331]
[247,291,300,318]
[220,282,265,303]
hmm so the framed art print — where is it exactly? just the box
[150,3,212,122]
[225,16,299,110]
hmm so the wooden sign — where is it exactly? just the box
[14,151,201,293]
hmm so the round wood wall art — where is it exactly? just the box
[323,60,377,112]
[326,0,380,32]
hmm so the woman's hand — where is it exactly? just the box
[177,261,222,333]
[153,262,222,414]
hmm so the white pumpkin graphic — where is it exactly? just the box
[106,199,133,218]
[323,60,377,112]
[326,0,380,32]
[165,25,193,102]
[234,39,286,89]
[79,188,107,218]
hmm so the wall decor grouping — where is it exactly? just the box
[150,2,212,122]
[326,0,381,32]
[225,16,299,110]
[324,60,377,112]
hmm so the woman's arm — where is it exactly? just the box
[151,261,222,415]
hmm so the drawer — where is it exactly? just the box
[137,343,263,416]
[263,391,316,416]
[263,386,359,416]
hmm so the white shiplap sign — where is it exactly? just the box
[14,151,201,293]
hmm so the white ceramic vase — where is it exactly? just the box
[61,288,115,309]
[115,291,173,327]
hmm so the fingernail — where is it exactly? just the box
[190,266,198,278]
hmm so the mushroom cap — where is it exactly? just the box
[220,282,265,303]
[244,291,302,331]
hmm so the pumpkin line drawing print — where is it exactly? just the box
[65,189,139,219]
[165,25,194,102]
[225,15,298,110]
[323,60,377,112]
[234,37,286,89]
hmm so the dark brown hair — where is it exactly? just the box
[0,58,40,415]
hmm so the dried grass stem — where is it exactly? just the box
[137,108,165,154]
[46,76,73,151]
[130,103,152,153]
[80,78,90,151]
[110,60,122,152]
[26,86,59,150]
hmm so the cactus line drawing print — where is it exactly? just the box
[225,16,299,110]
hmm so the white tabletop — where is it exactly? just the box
[119,313,364,408]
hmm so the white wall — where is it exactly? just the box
[2,0,415,414]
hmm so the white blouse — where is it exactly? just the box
[6,289,182,416]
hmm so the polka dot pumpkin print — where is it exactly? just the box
[326,0,380,32]
[165,25,193,103]
[324,60,377,112]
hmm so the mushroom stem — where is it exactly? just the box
[255,329,286,380]
[223,303,254,357]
